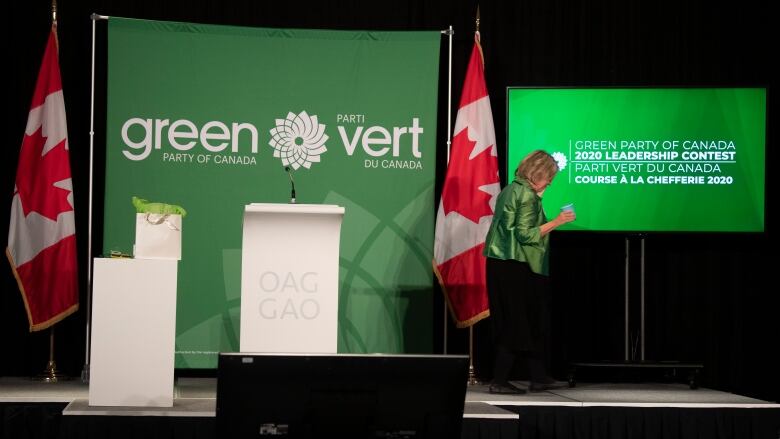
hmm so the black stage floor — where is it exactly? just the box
[1,377,778,438]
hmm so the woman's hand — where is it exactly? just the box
[540,210,576,237]
[556,210,576,225]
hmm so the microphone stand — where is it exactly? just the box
[285,166,296,204]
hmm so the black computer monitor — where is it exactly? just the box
[216,353,469,438]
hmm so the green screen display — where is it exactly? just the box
[507,88,766,232]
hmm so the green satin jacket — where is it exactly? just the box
[483,178,550,276]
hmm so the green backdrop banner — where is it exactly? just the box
[104,18,441,367]
[507,88,766,232]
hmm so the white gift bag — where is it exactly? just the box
[134,213,182,260]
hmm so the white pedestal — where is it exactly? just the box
[88,258,178,407]
[240,203,344,353]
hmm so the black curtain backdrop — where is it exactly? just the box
[3,0,777,403]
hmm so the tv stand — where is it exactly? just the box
[568,361,703,389]
[567,235,703,389]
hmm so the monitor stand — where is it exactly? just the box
[567,235,703,389]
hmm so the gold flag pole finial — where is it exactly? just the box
[474,5,485,67]
[52,0,57,27]
[51,0,60,50]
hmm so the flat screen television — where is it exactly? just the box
[506,87,767,232]
[215,353,469,438]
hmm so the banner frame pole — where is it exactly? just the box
[440,25,454,354]
[82,12,109,383]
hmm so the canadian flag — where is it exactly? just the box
[6,27,79,331]
[433,32,500,328]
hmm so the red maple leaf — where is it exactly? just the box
[15,126,73,221]
[440,127,498,223]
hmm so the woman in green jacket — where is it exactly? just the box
[484,150,575,394]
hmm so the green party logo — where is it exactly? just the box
[268,111,329,170]
[552,151,568,171]
[118,114,425,170]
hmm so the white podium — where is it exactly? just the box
[240,203,344,353]
[88,258,178,407]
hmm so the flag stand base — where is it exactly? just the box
[33,328,71,382]
[467,364,482,386]
[35,360,70,383]
[466,326,483,386]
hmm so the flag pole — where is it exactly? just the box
[466,6,482,387]
[35,0,68,383]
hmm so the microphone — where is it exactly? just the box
[284,166,296,204]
